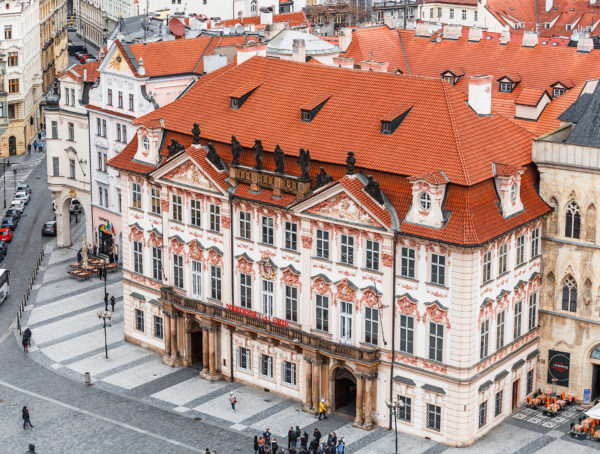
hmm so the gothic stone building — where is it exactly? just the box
[108,57,550,446]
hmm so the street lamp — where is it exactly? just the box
[97,309,112,359]
[2,158,10,209]
[386,397,406,454]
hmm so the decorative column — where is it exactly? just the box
[169,313,178,363]
[163,312,171,359]
[363,374,375,429]
[182,316,192,367]
[304,358,313,413]
[354,373,364,426]
[208,327,216,374]
[202,329,209,368]
[312,361,321,411]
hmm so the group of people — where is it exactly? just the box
[27,126,45,155]
[253,427,344,454]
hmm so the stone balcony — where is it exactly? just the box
[533,123,600,171]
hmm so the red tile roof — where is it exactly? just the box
[408,170,449,184]
[221,11,311,30]
[60,61,100,82]
[340,176,393,228]
[85,104,137,120]
[515,88,548,106]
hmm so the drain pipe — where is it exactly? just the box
[388,231,398,430]
[229,195,235,382]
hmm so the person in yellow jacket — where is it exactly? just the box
[319,399,328,420]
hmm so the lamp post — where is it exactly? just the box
[3,158,10,209]
[386,397,406,454]
[97,309,112,359]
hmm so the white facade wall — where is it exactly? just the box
[145,0,303,18]
[419,2,478,27]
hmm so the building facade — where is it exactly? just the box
[74,0,103,49]
[40,0,68,91]
[419,0,478,26]
[0,0,43,156]
[109,57,550,446]
[533,80,600,403]
[43,62,99,247]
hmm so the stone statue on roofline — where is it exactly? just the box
[297,148,311,181]
[274,144,285,174]
[206,142,225,170]
[314,167,333,190]
[167,139,185,158]
[191,123,201,145]
[346,151,356,175]
[365,175,384,204]
[231,135,241,166]
[253,139,264,170]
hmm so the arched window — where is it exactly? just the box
[250,0,257,14]
[565,201,580,239]
[561,276,577,312]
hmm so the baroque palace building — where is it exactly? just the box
[108,58,550,446]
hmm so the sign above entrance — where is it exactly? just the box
[547,349,570,386]
[225,304,289,328]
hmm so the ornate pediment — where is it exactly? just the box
[106,49,134,76]
[163,160,213,190]
[306,192,379,227]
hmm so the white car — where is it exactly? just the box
[10,200,24,213]
[16,184,31,196]
[14,191,29,204]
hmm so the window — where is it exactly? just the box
[151,187,161,215]
[427,404,441,431]
[240,273,252,309]
[117,124,127,143]
[316,229,330,259]
[65,88,70,106]
[70,89,75,106]
[365,306,378,345]
[282,361,297,386]
[285,285,298,322]
[302,110,312,122]
[69,159,76,178]
[565,201,580,238]
[107,89,112,106]
[192,260,201,298]
[429,322,443,362]
[52,157,59,176]
[340,301,353,344]
[68,122,74,141]
[171,195,182,222]
[117,189,122,213]
[135,309,144,332]
[531,228,540,257]
[482,251,492,283]
[429,8,434,18]
[96,118,106,137]
[250,0,257,14]
[210,266,221,300]
[514,300,522,339]
[4,25,12,40]
[6,51,17,66]
[129,93,134,111]
[118,91,123,108]
[437,7,442,18]
[315,294,329,332]
[430,254,446,285]
[398,248,415,279]
[516,235,525,265]
[209,204,220,232]
[154,316,163,339]
[97,151,107,172]
[480,319,489,359]
[495,391,503,417]
[510,184,517,201]
[526,370,534,395]
[561,276,577,312]
[132,183,141,209]
[98,187,104,207]
[262,280,274,316]
[239,211,251,240]
[366,240,380,271]
[553,88,565,98]
[461,9,467,20]
[381,122,392,134]
[285,221,297,251]
[399,315,414,354]
[262,216,274,245]
[397,396,411,422]
[496,311,505,349]
[420,192,431,211]
[499,81,512,93]
[260,354,273,379]
[152,247,162,281]
[340,235,354,265]
[230,98,239,109]
[7,104,15,120]
[51,121,58,139]
[449,8,454,19]
[142,136,149,150]
[133,241,143,274]
[479,401,487,428]
[237,347,251,371]
[8,79,18,93]
[474,10,478,22]
[498,243,508,275]
[528,292,537,330]
[190,199,201,227]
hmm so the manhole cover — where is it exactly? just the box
[194,417,202,421]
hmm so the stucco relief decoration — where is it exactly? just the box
[161,199,170,213]
[478,299,494,323]
[189,242,203,262]
[386,352,418,366]
[282,267,300,288]
[421,302,451,329]
[236,256,255,277]
[301,235,312,249]
[148,231,162,248]
[382,253,393,268]
[360,289,381,311]
[208,248,223,266]
[311,277,333,301]
[129,225,144,243]
[308,193,377,226]
[258,256,276,280]
[336,279,356,308]
[423,361,447,374]
[169,237,184,255]
[222,216,231,230]
[396,295,420,321]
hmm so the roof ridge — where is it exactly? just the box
[441,82,471,185]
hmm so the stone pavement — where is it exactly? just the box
[13,234,600,453]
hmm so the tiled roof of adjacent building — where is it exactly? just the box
[60,61,101,82]
[221,11,311,29]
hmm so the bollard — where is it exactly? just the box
[84,372,91,385]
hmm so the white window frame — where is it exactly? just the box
[528,292,537,330]
[173,254,183,288]
[133,240,143,274]
[340,300,353,344]
[482,251,492,283]
[498,243,508,275]
[132,183,141,209]
[366,240,380,271]
[429,322,444,362]
[531,228,540,257]
[480,319,489,359]
[364,306,378,345]
[401,247,415,279]
[171,194,182,222]
[282,361,297,387]
[192,260,202,298]
[240,273,252,309]
[260,354,273,379]
[430,254,446,286]
[315,294,329,332]
[340,234,354,265]
[262,216,274,245]
[514,300,522,339]
[237,346,251,371]
[152,246,162,281]
[285,285,298,322]
[262,280,274,316]
[284,221,297,251]
[316,229,330,260]
[516,235,525,265]
[150,187,161,215]
[209,204,221,232]
[211,265,222,301]
[496,310,505,350]
[239,211,251,240]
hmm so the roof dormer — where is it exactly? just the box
[405,171,449,229]
[441,68,464,85]
[300,95,330,123]
[229,82,261,110]
[134,126,163,166]
[380,105,412,135]
[493,163,524,218]
[497,74,521,93]
[550,79,575,98]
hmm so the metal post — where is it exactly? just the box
[3,159,6,209]
[394,408,398,454]
[103,317,108,359]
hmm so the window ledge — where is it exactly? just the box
[149,211,162,218]
[207,229,222,236]
[398,275,418,283]
[497,271,509,278]
[310,328,332,339]
[364,268,383,275]
[481,279,493,288]
[425,281,448,290]
[130,206,143,213]
[207,298,222,305]
[337,261,357,269]
[170,218,185,226]
[312,256,332,264]
[259,242,276,249]
[282,247,300,255]
[236,236,252,243]
[515,262,527,271]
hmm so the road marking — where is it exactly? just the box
[0,379,207,453]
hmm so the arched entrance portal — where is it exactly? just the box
[8,136,16,156]
[56,195,88,248]
[334,367,357,417]
[190,322,203,369]
[591,345,600,400]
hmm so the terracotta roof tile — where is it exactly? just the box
[408,170,449,184]
[515,88,548,106]
[85,104,137,120]
[221,11,311,30]
[60,61,100,82]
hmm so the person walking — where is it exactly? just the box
[22,406,33,429]
[336,436,345,454]
[228,391,237,412]
[110,295,115,312]
[27,144,31,155]
[287,427,294,449]
[313,428,322,446]
[22,328,31,353]
[25,443,36,454]
[300,431,308,450]
[318,399,328,420]
[289,428,298,451]
[77,249,82,263]
[271,437,278,453]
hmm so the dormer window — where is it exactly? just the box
[302,111,311,122]
[553,88,565,98]
[420,192,431,211]
[300,95,330,123]
[499,82,512,93]
[497,74,521,93]
[142,136,150,150]
[230,97,240,109]
[493,162,524,218]
[381,122,392,134]
[380,106,412,135]
[510,184,516,201]
[440,69,464,86]
[406,171,449,228]
[229,82,261,110]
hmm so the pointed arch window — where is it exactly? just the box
[565,201,580,239]
[561,276,577,312]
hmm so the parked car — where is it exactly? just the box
[68,45,85,56]
[84,57,97,63]
[78,54,91,64]
[0,228,13,242]
[14,191,29,204]
[1,217,17,231]
[0,241,8,259]
[41,220,57,237]
[9,200,24,213]
[67,25,76,32]
[5,208,20,221]
[16,184,31,196]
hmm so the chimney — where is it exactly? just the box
[360,60,389,72]
[468,27,483,42]
[415,22,432,37]
[545,0,553,11]
[577,36,594,52]
[292,39,306,63]
[138,57,146,76]
[260,9,273,25]
[442,24,462,40]
[264,21,286,40]
[499,26,510,44]
[332,56,354,69]
[236,42,268,65]
[338,28,353,52]
[522,31,538,48]
[468,75,492,116]
[161,18,168,38]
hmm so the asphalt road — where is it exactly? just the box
[0,154,53,337]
